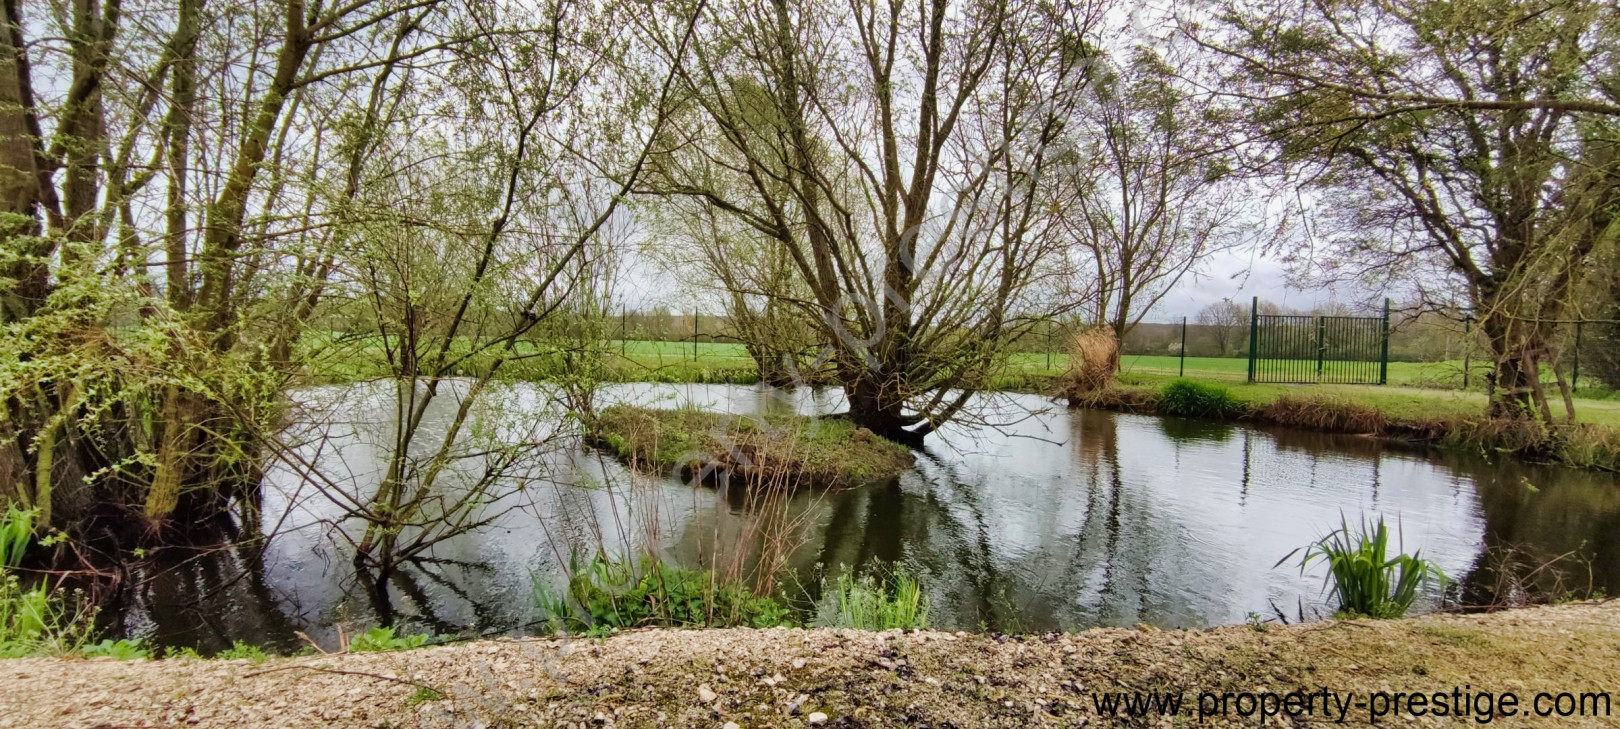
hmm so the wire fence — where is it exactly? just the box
[587,307,1619,393]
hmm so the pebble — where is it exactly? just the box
[808,712,828,725]
[697,685,717,703]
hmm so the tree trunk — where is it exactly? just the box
[844,369,922,447]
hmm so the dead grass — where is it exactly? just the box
[1254,394,1389,435]
[1,602,1615,728]
[1060,327,1118,396]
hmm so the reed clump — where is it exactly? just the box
[1280,515,1445,619]
[815,564,929,631]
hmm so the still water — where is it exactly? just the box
[105,384,1620,652]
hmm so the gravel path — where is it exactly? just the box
[1,602,1616,727]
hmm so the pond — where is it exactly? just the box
[102,384,1620,653]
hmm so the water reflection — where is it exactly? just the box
[103,384,1620,651]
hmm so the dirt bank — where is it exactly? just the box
[1,602,1616,728]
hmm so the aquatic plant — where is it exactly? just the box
[80,638,150,660]
[216,640,270,662]
[1280,515,1444,619]
[533,555,793,635]
[349,626,432,653]
[1158,379,1245,419]
[815,564,929,631]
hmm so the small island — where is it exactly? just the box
[586,405,916,488]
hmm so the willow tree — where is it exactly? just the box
[0,0,468,538]
[638,0,1106,443]
[1192,0,1620,420]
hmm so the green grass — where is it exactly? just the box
[588,405,916,487]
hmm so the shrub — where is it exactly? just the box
[1280,515,1445,619]
[814,564,929,631]
[1158,379,1245,419]
[534,555,793,635]
[1064,328,1118,394]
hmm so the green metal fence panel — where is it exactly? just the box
[1247,300,1390,385]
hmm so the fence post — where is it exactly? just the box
[1315,315,1326,380]
[1179,316,1187,377]
[1379,298,1390,385]
[620,305,627,356]
[1573,320,1583,391]
[1046,320,1052,372]
[693,311,699,361]
[1247,297,1259,383]
[1462,316,1472,390]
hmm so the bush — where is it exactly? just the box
[534,556,793,635]
[1159,379,1245,419]
[814,564,929,631]
[1280,515,1445,619]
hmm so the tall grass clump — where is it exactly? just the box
[1158,379,1246,419]
[1280,515,1445,619]
[1064,327,1118,394]
[815,564,929,630]
[533,554,792,636]
[0,507,34,569]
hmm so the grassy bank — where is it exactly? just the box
[2,602,1614,727]
[586,405,915,487]
[1070,376,1620,471]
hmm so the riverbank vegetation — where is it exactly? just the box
[587,405,916,488]
[1068,376,1620,471]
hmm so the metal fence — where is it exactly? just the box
[1247,299,1389,385]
